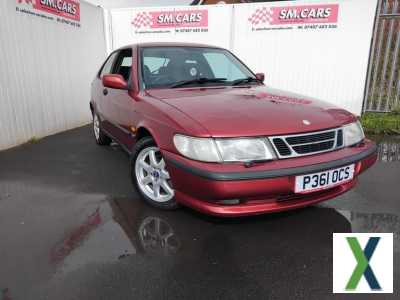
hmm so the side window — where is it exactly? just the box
[112,49,133,82]
[203,52,244,81]
[99,52,118,78]
[120,56,132,67]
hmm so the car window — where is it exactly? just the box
[203,52,245,81]
[99,52,118,77]
[120,56,132,67]
[141,47,255,89]
[112,49,133,82]
[143,57,170,73]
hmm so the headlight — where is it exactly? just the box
[173,135,221,162]
[343,121,365,146]
[215,138,276,162]
[173,135,276,162]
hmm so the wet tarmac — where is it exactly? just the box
[0,126,399,300]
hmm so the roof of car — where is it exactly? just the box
[116,42,224,51]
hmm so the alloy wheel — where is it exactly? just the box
[93,114,100,141]
[135,146,174,203]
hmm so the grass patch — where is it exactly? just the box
[361,112,400,135]
[27,136,40,144]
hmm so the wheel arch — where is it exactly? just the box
[134,123,165,150]
[136,126,153,141]
[90,101,94,115]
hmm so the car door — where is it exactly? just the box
[95,51,119,136]
[102,48,138,150]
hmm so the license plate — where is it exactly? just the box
[294,164,355,193]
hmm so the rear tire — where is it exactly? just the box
[131,136,178,210]
[93,113,112,146]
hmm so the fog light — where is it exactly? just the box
[217,199,241,205]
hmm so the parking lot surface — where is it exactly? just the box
[0,126,399,300]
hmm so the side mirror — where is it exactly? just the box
[255,73,265,83]
[102,74,128,90]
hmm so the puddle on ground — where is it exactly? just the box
[1,189,399,299]
[52,196,400,275]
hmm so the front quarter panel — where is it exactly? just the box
[91,76,103,115]
[134,92,211,153]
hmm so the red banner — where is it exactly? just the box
[18,0,80,22]
[132,9,208,30]
[248,4,339,27]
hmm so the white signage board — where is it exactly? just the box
[109,5,232,50]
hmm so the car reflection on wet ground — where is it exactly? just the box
[0,126,399,300]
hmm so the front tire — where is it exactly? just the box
[131,137,178,210]
[93,113,112,145]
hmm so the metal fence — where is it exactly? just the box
[377,139,400,161]
[364,0,400,112]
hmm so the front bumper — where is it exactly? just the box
[163,139,378,217]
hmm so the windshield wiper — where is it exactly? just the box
[231,77,262,86]
[170,77,227,88]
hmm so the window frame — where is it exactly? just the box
[111,48,133,85]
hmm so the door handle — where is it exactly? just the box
[103,88,108,96]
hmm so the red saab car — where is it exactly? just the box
[90,42,377,217]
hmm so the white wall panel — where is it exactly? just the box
[232,0,377,115]
[85,0,192,9]
[0,0,107,150]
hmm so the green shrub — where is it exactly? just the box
[27,137,40,144]
[361,112,400,135]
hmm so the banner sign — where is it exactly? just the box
[132,9,208,34]
[248,4,339,31]
[16,0,81,27]
[109,5,231,51]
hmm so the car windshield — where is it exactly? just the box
[140,47,258,89]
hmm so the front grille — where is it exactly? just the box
[270,128,342,159]
[272,138,291,156]
[292,140,335,154]
[286,131,335,145]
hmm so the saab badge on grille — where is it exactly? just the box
[302,120,311,125]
